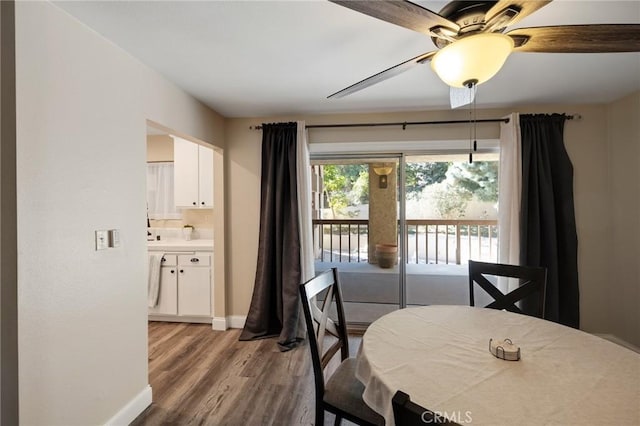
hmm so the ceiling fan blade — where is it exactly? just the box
[329,1,459,37]
[508,24,640,53]
[485,1,552,31]
[328,52,435,99]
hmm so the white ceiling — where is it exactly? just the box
[56,1,640,118]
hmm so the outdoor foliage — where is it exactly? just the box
[322,164,369,217]
[320,160,498,219]
[433,161,498,219]
[451,161,499,202]
[405,162,449,197]
[433,185,472,219]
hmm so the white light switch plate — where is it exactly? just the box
[95,230,109,250]
[109,229,120,248]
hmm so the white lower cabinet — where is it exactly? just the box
[177,254,211,316]
[149,254,178,316]
[149,252,211,320]
[149,266,178,315]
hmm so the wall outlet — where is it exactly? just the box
[95,230,109,250]
[108,229,120,248]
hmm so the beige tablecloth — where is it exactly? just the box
[356,306,640,425]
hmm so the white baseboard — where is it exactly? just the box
[228,315,247,329]
[212,317,228,331]
[594,333,640,353]
[148,315,211,324]
[105,384,152,426]
[149,314,245,330]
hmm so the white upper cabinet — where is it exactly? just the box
[173,136,213,208]
[198,144,214,207]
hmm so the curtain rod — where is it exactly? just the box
[248,114,580,130]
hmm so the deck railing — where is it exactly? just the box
[313,219,369,263]
[313,219,498,265]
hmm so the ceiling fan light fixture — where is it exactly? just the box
[431,33,514,88]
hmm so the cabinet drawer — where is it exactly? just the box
[178,254,210,266]
[160,254,177,266]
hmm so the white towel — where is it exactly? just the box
[148,254,163,308]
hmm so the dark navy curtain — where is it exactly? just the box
[520,114,580,328]
[239,122,302,351]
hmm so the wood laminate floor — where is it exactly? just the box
[132,321,362,426]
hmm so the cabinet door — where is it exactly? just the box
[149,267,178,315]
[173,137,199,207]
[198,144,214,207]
[177,267,211,317]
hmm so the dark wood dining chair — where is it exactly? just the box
[468,260,547,318]
[300,268,384,426]
[392,390,460,425]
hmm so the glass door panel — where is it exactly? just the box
[403,153,499,307]
[311,157,400,327]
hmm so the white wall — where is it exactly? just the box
[14,2,224,425]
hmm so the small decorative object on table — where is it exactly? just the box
[182,224,194,241]
[489,338,521,361]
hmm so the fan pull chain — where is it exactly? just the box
[466,81,477,164]
[473,86,478,153]
[468,88,473,164]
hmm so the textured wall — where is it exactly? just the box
[368,163,398,264]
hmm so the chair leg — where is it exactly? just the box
[315,408,324,426]
[334,414,342,426]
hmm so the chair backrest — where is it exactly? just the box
[468,260,547,318]
[392,390,460,425]
[299,268,349,400]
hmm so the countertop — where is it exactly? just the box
[147,239,214,252]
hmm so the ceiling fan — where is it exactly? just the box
[327,0,640,107]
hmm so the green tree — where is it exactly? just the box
[451,161,498,202]
[433,185,471,219]
[350,169,369,205]
[405,162,449,198]
[322,164,369,217]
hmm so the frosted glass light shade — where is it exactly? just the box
[431,33,514,88]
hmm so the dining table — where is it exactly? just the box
[355,305,640,425]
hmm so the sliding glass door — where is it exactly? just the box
[310,149,499,325]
